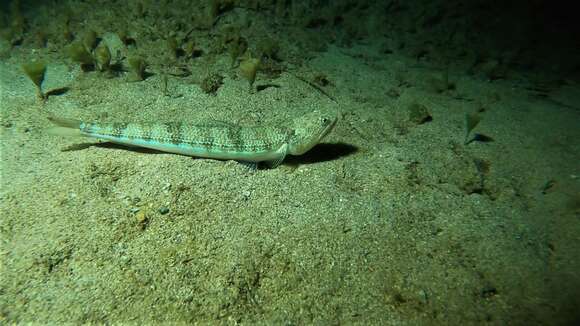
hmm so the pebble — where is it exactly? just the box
[158,206,170,215]
[135,211,147,223]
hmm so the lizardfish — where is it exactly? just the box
[47,110,338,168]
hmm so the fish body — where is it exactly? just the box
[48,110,338,168]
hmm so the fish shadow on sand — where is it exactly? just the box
[60,141,358,166]
[284,142,357,165]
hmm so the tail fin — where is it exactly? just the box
[47,116,83,137]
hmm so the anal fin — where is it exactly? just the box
[238,161,259,171]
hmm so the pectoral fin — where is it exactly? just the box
[263,155,285,168]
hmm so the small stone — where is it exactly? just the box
[408,102,432,125]
[135,211,147,224]
[200,73,223,95]
[480,285,497,298]
[135,210,149,230]
[417,289,429,304]
[386,87,400,98]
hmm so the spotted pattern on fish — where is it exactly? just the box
[50,110,339,168]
